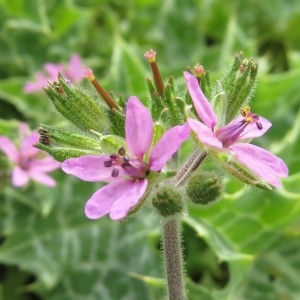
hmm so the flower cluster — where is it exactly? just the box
[35,51,288,221]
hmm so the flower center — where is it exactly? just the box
[104,147,150,179]
[216,106,263,147]
[240,106,262,130]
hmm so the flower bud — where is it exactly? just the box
[44,74,108,133]
[152,185,184,217]
[35,125,101,162]
[186,171,223,205]
[218,52,258,123]
[38,125,101,150]
[35,144,97,162]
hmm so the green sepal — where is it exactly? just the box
[147,77,164,121]
[224,56,258,123]
[38,124,100,151]
[168,76,176,95]
[152,123,165,147]
[220,158,272,191]
[35,144,99,162]
[117,93,126,108]
[220,52,243,96]
[200,70,212,99]
[44,74,108,133]
[211,81,228,128]
[107,108,125,137]
[164,80,184,126]
[99,135,126,154]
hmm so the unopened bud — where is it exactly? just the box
[35,125,101,162]
[44,74,108,133]
[35,144,97,162]
[152,185,184,217]
[37,125,101,150]
[186,171,222,205]
[217,52,259,123]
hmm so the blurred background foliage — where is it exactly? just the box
[0,0,300,299]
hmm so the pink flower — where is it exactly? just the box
[62,97,190,220]
[0,123,59,187]
[184,71,288,188]
[24,55,85,93]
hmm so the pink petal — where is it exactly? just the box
[109,179,148,220]
[12,166,29,187]
[226,116,272,141]
[20,132,39,158]
[184,72,218,129]
[62,155,124,182]
[0,137,19,163]
[30,157,60,172]
[29,171,56,187]
[19,122,29,138]
[150,124,190,171]
[67,55,85,81]
[84,179,138,219]
[230,143,288,187]
[125,96,153,159]
[44,63,62,79]
[23,73,49,93]
[187,118,223,149]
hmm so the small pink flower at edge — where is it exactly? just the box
[0,123,59,187]
[184,71,288,188]
[24,54,85,93]
[62,97,190,220]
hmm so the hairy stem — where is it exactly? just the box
[162,149,207,299]
[162,218,185,300]
[176,150,207,186]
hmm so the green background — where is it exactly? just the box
[0,0,300,299]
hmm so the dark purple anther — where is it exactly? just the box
[111,167,119,177]
[104,160,113,167]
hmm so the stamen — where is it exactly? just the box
[111,167,119,177]
[104,160,113,167]
[240,106,263,130]
[240,106,250,117]
[256,122,263,130]
[118,147,126,156]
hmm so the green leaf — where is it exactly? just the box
[0,174,162,299]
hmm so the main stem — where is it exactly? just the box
[162,218,185,300]
[162,150,207,300]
